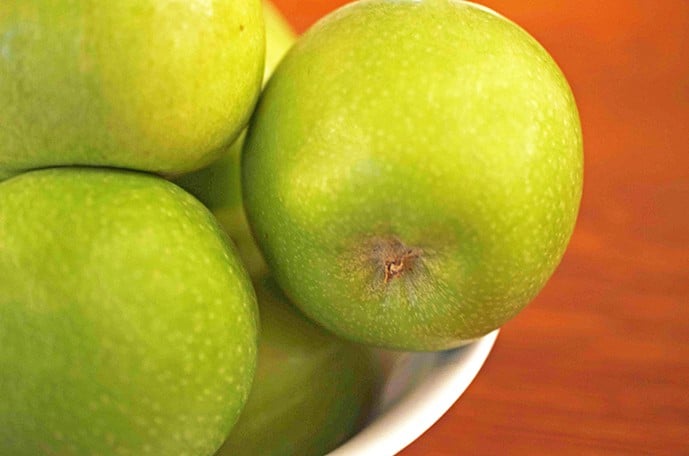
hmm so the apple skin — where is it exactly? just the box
[0,168,258,455]
[261,1,297,84]
[174,0,296,277]
[0,0,264,177]
[242,0,584,350]
[217,275,380,456]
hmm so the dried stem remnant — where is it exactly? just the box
[384,248,420,283]
[366,237,422,284]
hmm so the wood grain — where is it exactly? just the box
[273,1,689,453]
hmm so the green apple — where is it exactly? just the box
[262,1,296,84]
[174,0,296,276]
[242,0,584,350]
[0,0,264,177]
[0,168,258,455]
[0,169,16,182]
[217,275,380,456]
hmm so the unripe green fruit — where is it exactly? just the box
[0,168,258,455]
[217,276,380,456]
[0,0,265,177]
[242,0,583,350]
[174,0,296,277]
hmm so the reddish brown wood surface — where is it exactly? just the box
[274,1,689,454]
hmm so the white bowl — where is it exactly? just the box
[330,330,499,456]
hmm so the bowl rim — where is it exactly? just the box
[328,330,499,456]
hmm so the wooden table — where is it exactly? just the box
[275,1,689,454]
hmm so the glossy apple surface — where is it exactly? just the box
[0,168,258,455]
[0,0,264,177]
[242,0,583,350]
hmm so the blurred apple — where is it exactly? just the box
[217,275,380,456]
[174,0,296,277]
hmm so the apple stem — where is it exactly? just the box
[383,248,421,283]
[363,237,422,285]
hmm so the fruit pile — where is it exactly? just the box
[0,1,583,455]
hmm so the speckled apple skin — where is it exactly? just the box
[0,0,265,177]
[0,168,258,455]
[174,0,295,278]
[242,0,583,351]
